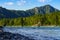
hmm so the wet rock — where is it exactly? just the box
[0,32,34,40]
[0,26,3,32]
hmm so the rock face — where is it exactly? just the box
[0,32,34,40]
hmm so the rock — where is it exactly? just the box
[0,32,34,40]
[0,26,3,32]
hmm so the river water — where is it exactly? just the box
[3,27,60,40]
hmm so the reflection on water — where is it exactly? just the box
[3,27,60,40]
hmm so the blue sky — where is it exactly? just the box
[0,0,60,10]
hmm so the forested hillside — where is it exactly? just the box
[0,5,60,26]
[0,11,60,26]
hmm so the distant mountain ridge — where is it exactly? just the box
[0,5,59,18]
[26,5,59,14]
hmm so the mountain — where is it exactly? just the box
[26,5,59,14]
[0,5,59,18]
[10,10,31,17]
[0,7,19,18]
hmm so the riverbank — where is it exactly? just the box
[0,26,34,40]
[4,25,60,28]
[0,32,34,40]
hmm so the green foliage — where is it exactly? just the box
[0,11,60,26]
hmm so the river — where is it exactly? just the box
[3,26,60,40]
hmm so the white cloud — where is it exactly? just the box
[38,0,52,3]
[17,0,26,6]
[4,2,14,6]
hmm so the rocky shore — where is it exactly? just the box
[0,26,34,40]
[0,32,34,40]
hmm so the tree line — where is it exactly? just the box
[0,11,60,27]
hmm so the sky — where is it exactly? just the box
[0,0,60,10]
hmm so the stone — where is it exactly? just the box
[0,32,34,40]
